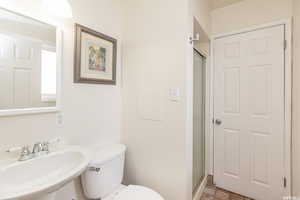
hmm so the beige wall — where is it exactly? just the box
[192,0,212,36]
[212,0,243,9]
[121,0,191,200]
[121,0,213,198]
[211,0,293,34]
[293,0,300,197]
[0,0,123,199]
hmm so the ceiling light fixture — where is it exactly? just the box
[42,0,73,19]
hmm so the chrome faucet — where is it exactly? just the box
[32,142,50,156]
[6,142,50,161]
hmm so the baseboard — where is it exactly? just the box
[193,175,207,200]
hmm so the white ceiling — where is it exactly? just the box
[211,0,244,9]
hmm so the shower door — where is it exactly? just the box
[193,50,206,193]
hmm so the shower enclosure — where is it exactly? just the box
[193,49,206,194]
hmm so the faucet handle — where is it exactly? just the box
[6,145,30,153]
[41,142,50,153]
[32,142,43,154]
[6,146,22,153]
[32,142,50,154]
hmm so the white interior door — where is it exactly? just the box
[0,33,42,109]
[214,25,285,200]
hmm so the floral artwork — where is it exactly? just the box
[74,24,117,85]
[88,44,106,72]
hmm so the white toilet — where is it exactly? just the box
[81,144,164,200]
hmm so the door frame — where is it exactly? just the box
[210,19,292,197]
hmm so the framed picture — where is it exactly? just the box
[74,24,117,85]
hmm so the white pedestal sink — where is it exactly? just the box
[0,146,92,200]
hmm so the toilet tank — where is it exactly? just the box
[81,144,126,199]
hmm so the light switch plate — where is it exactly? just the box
[169,88,180,102]
[57,113,63,126]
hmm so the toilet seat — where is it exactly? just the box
[110,185,164,200]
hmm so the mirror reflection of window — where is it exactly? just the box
[41,49,56,102]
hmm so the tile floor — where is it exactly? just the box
[200,176,254,200]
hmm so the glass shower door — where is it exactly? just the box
[193,50,206,194]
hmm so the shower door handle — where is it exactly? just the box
[215,119,222,125]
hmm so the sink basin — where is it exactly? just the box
[0,146,92,200]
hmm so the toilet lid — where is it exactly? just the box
[114,185,164,200]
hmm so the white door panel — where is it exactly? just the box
[214,25,285,200]
[13,69,31,107]
[0,33,42,109]
[0,35,14,109]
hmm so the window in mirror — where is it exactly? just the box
[41,48,56,102]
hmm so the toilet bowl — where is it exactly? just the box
[81,144,164,200]
[103,185,163,200]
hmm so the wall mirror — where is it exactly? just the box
[0,7,62,116]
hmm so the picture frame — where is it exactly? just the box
[74,23,117,85]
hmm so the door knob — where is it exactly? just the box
[215,119,222,125]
